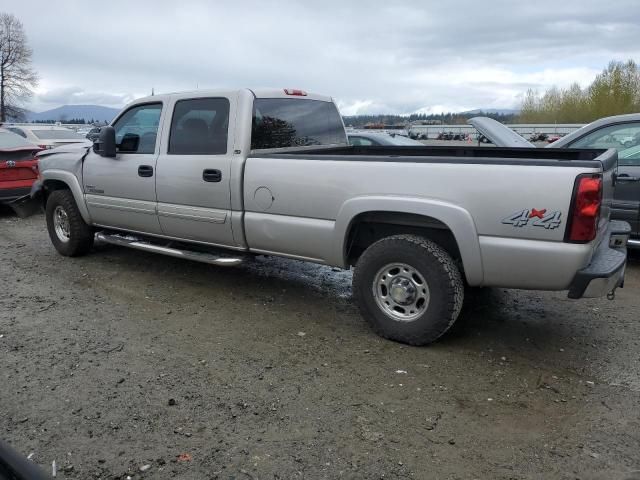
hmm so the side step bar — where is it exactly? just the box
[95,232,244,266]
[628,238,640,248]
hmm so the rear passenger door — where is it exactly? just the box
[155,97,236,246]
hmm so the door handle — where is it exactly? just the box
[616,173,640,183]
[138,165,154,177]
[203,169,222,182]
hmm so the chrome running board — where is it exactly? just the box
[95,232,244,266]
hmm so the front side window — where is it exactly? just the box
[570,122,640,166]
[112,103,162,154]
[168,98,229,155]
[618,145,640,166]
[251,98,346,150]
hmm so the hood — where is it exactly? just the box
[468,117,535,148]
[37,143,91,158]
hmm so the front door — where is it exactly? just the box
[155,96,235,246]
[83,103,164,234]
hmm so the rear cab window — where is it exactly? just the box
[251,98,346,150]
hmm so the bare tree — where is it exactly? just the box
[0,13,38,122]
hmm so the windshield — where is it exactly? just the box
[251,98,346,149]
[32,129,87,140]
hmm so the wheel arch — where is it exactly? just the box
[42,170,91,224]
[332,196,483,285]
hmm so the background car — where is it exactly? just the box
[85,126,102,142]
[4,125,91,149]
[348,132,424,146]
[0,128,41,206]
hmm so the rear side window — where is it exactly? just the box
[251,99,346,150]
[169,98,230,155]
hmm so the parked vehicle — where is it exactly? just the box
[529,132,549,142]
[18,88,629,345]
[85,126,102,142]
[75,126,92,136]
[470,115,640,247]
[409,131,429,140]
[0,128,41,208]
[4,125,91,150]
[348,132,424,146]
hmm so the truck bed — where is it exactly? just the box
[253,145,616,169]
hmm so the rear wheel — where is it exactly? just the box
[45,189,94,256]
[353,234,464,345]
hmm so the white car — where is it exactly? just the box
[4,125,90,149]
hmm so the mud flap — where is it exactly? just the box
[8,181,44,218]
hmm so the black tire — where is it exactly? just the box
[353,234,464,346]
[45,189,94,257]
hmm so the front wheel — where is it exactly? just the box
[45,189,94,257]
[353,235,464,345]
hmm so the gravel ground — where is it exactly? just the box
[1,208,639,480]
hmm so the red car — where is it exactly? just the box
[0,128,41,207]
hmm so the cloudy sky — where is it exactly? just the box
[6,0,640,115]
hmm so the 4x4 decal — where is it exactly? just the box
[502,209,562,229]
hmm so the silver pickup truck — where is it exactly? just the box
[18,88,630,345]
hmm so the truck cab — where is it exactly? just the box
[81,88,346,247]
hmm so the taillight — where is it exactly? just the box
[284,89,307,96]
[566,174,602,243]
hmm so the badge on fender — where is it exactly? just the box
[502,209,562,229]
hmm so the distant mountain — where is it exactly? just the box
[25,105,120,123]
[462,108,520,115]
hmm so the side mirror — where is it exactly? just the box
[93,126,116,157]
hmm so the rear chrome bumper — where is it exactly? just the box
[567,220,630,299]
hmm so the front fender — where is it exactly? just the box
[42,169,92,224]
[331,196,483,285]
